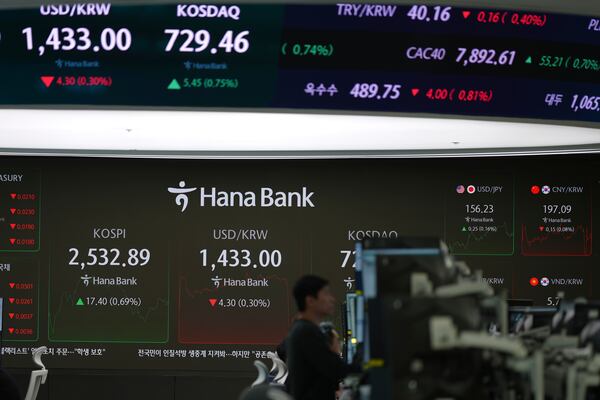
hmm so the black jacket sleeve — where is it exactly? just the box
[299,327,353,382]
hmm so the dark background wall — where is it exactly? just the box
[1,155,599,399]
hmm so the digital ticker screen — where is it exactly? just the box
[0,155,598,371]
[0,3,598,123]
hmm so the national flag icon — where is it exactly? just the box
[467,185,476,194]
[529,277,539,287]
[456,185,465,194]
[540,277,550,287]
[542,185,550,195]
[531,185,540,195]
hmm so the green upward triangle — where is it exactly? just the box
[76,298,85,306]
[461,226,467,232]
[525,56,532,64]
[167,79,181,90]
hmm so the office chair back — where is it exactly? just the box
[251,360,269,387]
[24,346,48,400]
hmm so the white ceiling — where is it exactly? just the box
[0,109,599,158]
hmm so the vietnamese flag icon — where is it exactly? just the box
[40,76,55,88]
[10,208,16,215]
[209,299,217,307]
[8,328,14,334]
[9,297,15,304]
[529,277,539,287]
[462,10,471,19]
[10,224,16,230]
[10,193,16,199]
[9,282,15,288]
[9,238,16,245]
[8,313,14,319]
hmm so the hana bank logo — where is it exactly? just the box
[81,274,92,287]
[168,180,315,211]
[168,181,197,212]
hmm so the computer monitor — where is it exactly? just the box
[357,237,452,299]
[356,238,454,364]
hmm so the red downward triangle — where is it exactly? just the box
[9,238,16,245]
[462,10,471,19]
[539,226,545,232]
[10,208,16,215]
[10,193,16,199]
[411,88,420,96]
[40,76,55,88]
[8,313,14,319]
[9,298,15,304]
[10,224,16,230]
[209,298,217,307]
[9,282,15,288]
[8,328,14,334]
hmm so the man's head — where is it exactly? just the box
[293,275,336,318]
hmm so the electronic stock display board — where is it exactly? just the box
[0,155,598,371]
[0,3,598,123]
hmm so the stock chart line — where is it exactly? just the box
[449,221,514,255]
[521,224,592,256]
[48,251,170,342]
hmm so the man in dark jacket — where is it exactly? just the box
[286,275,357,400]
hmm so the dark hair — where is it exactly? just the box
[293,275,329,311]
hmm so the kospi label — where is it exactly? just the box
[92,228,127,239]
